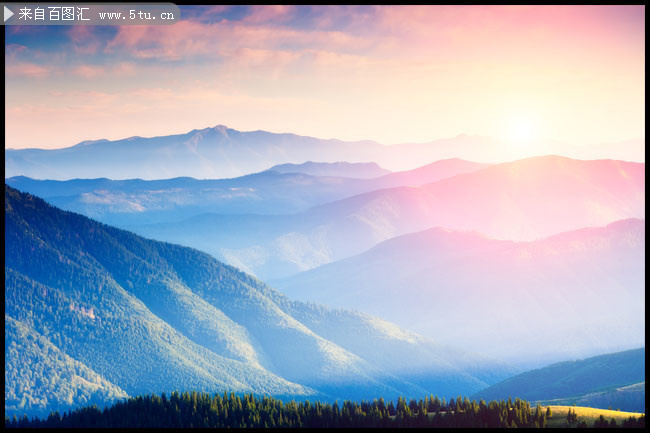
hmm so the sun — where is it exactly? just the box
[504,114,539,146]
[510,119,535,143]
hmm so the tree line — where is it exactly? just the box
[5,391,645,428]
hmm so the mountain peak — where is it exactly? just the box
[71,138,110,147]
[212,124,230,133]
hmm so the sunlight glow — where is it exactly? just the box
[505,114,540,147]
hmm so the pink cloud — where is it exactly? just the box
[5,44,28,56]
[231,47,300,67]
[112,62,137,76]
[105,21,210,60]
[243,5,295,24]
[7,25,47,35]
[73,65,105,78]
[202,6,232,15]
[308,50,372,69]
[368,5,645,61]
[304,5,396,34]
[129,87,175,100]
[6,62,52,79]
[68,25,103,55]
[105,18,372,61]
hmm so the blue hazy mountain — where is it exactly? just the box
[4,185,513,418]
[4,126,387,180]
[0,124,571,181]
[5,124,643,181]
[471,348,645,412]
[273,219,645,367]
[6,159,487,226]
[266,161,391,178]
[128,156,644,281]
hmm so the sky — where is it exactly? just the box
[5,5,645,154]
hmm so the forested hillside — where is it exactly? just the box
[473,348,645,411]
[5,185,510,418]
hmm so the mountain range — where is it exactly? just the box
[5,185,514,418]
[5,158,487,226]
[128,156,645,281]
[4,122,645,419]
[5,125,644,180]
[273,218,645,366]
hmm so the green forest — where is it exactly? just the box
[5,184,511,419]
[4,392,645,428]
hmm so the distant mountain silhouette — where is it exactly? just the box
[6,159,486,226]
[266,161,391,178]
[8,124,638,180]
[369,158,490,187]
[131,156,644,280]
[5,125,381,179]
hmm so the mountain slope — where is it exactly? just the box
[273,219,645,366]
[5,185,509,418]
[538,382,645,413]
[133,156,644,280]
[5,315,129,418]
[369,158,490,188]
[6,159,486,227]
[266,161,391,178]
[472,349,645,412]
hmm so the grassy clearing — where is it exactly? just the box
[543,405,644,428]
[385,404,645,427]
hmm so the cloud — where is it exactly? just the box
[105,21,210,60]
[203,5,232,15]
[243,5,295,24]
[104,15,373,61]
[129,87,175,100]
[67,25,104,55]
[112,62,137,76]
[5,62,52,79]
[5,44,28,56]
[72,65,105,78]
[5,5,644,150]
[6,25,48,35]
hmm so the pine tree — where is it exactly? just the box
[593,414,608,428]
